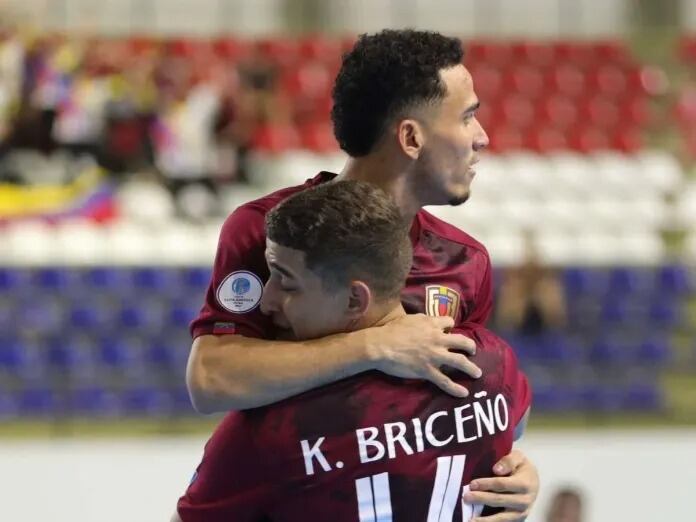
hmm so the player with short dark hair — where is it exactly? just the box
[176,180,531,522]
[186,29,539,519]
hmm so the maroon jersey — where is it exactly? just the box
[177,324,531,522]
[190,172,493,340]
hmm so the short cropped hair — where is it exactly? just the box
[332,29,464,156]
[265,180,412,301]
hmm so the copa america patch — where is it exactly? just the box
[216,271,263,313]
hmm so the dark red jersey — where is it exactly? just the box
[190,172,493,340]
[178,325,531,522]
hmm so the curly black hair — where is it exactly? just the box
[331,29,464,157]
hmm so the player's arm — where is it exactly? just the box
[188,313,479,412]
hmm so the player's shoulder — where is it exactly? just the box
[417,207,490,259]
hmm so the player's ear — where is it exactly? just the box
[396,118,425,160]
[346,280,372,319]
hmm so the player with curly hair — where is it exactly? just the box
[182,29,539,522]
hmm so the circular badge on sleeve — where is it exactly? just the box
[216,271,264,313]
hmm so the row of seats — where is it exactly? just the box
[0,387,193,418]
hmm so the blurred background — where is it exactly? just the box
[0,0,694,521]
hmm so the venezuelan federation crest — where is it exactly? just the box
[425,285,461,319]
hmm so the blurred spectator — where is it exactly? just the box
[496,231,567,336]
[546,487,584,522]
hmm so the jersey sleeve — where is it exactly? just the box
[466,250,493,327]
[177,412,270,522]
[189,204,275,340]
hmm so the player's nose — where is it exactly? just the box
[473,118,489,151]
[260,280,280,315]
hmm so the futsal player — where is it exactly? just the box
[175,180,531,522]
[186,29,539,517]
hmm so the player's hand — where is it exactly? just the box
[463,449,539,521]
[366,313,480,397]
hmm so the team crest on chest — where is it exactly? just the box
[425,285,460,319]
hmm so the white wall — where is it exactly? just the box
[0,0,631,37]
[0,429,692,522]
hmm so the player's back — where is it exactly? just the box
[249,325,531,522]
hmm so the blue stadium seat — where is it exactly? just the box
[0,338,45,381]
[577,385,623,412]
[131,267,182,297]
[590,338,630,365]
[607,267,652,296]
[17,300,64,335]
[537,334,584,364]
[31,267,78,292]
[649,300,681,328]
[182,267,213,292]
[98,338,142,372]
[531,383,573,412]
[0,391,19,419]
[600,299,632,325]
[562,268,605,298]
[169,302,200,329]
[146,338,178,368]
[117,302,165,332]
[121,387,172,416]
[82,267,132,294]
[657,265,693,295]
[45,337,96,377]
[170,387,195,414]
[622,382,663,411]
[70,387,121,416]
[19,388,59,416]
[0,268,29,293]
[67,302,113,331]
[636,339,672,366]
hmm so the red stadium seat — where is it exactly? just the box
[489,127,524,152]
[621,97,652,127]
[212,37,253,62]
[256,37,301,67]
[299,122,339,153]
[299,36,343,64]
[504,65,545,99]
[473,102,499,133]
[250,124,300,153]
[586,65,629,98]
[546,65,586,98]
[568,127,612,152]
[579,97,621,130]
[592,40,632,67]
[500,96,535,129]
[280,62,332,100]
[468,64,503,100]
[511,41,555,68]
[526,126,568,152]
[465,41,514,67]
[612,128,644,153]
[537,95,579,129]
[552,41,596,68]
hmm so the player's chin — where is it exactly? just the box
[447,187,471,207]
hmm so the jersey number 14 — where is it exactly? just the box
[354,454,484,522]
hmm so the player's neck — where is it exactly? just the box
[361,302,407,330]
[340,156,422,223]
